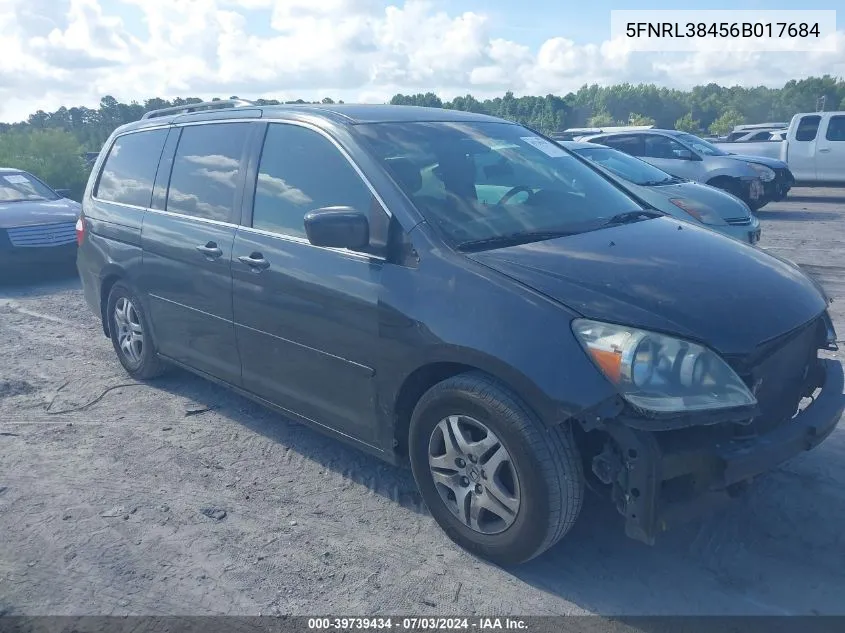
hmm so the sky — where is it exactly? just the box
[0,0,842,123]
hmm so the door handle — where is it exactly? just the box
[195,242,223,259]
[238,253,271,271]
[818,148,831,153]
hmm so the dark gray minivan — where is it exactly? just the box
[77,100,844,564]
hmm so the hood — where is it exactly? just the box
[468,217,826,356]
[0,198,80,229]
[643,181,750,222]
[723,153,788,169]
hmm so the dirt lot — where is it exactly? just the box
[1,187,844,617]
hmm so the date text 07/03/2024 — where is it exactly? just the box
[306,617,528,631]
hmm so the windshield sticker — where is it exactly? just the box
[520,137,567,157]
[3,175,29,184]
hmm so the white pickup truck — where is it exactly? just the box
[713,112,845,184]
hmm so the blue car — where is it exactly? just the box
[565,142,761,245]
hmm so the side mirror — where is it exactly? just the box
[55,188,71,197]
[674,149,693,160]
[304,206,369,251]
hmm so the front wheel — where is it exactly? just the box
[408,372,584,565]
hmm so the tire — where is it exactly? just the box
[106,282,166,380]
[708,176,742,199]
[408,372,584,565]
[710,177,763,210]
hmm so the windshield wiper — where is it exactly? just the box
[456,230,577,252]
[601,210,662,226]
[639,179,674,186]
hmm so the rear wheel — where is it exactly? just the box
[106,282,166,380]
[408,372,584,565]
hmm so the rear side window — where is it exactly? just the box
[825,116,845,141]
[95,129,168,207]
[252,123,379,239]
[795,116,821,142]
[165,123,251,222]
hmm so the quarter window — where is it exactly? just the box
[252,123,383,240]
[825,116,845,141]
[795,115,821,142]
[95,129,168,207]
[165,123,251,222]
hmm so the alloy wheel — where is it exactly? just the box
[428,415,521,534]
[113,297,144,365]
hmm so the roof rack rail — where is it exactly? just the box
[141,99,256,120]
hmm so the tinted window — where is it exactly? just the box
[0,171,59,202]
[95,129,167,207]
[357,121,644,250]
[643,135,689,159]
[166,123,250,222]
[796,115,821,142]
[594,135,644,156]
[252,123,379,239]
[825,116,845,141]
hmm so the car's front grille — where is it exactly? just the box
[729,317,824,435]
[724,217,752,226]
[6,222,76,247]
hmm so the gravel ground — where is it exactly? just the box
[1,187,844,617]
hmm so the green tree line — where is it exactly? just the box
[1,76,843,200]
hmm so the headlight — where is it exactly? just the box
[747,163,775,182]
[668,198,725,225]
[572,319,756,413]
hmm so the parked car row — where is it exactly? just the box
[711,112,845,184]
[721,122,789,143]
[75,100,843,565]
[568,127,793,210]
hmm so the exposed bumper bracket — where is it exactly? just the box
[603,358,844,545]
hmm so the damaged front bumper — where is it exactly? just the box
[592,358,844,545]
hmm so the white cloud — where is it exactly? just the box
[0,0,842,123]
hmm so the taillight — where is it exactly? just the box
[75,216,85,245]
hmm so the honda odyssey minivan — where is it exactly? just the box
[77,100,844,565]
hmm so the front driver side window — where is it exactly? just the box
[252,123,389,248]
[643,135,688,159]
[595,135,645,157]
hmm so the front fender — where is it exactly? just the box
[705,158,758,181]
[376,240,619,431]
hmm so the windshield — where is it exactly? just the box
[356,121,645,249]
[675,133,728,157]
[572,146,678,186]
[0,172,59,203]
